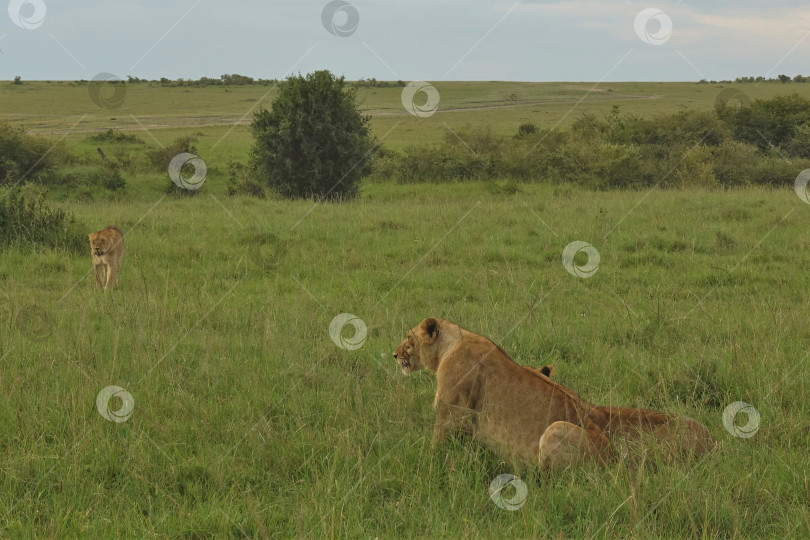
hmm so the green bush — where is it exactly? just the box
[0,123,68,186]
[371,102,810,189]
[0,186,85,253]
[95,161,126,191]
[148,137,198,172]
[516,123,537,137]
[39,162,127,192]
[87,129,143,145]
[250,70,375,200]
[226,159,265,198]
[720,94,810,154]
[784,122,810,158]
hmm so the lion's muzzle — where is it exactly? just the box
[393,352,410,369]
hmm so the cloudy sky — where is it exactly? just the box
[2,0,810,82]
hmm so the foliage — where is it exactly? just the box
[373,98,810,188]
[147,137,198,172]
[250,70,375,200]
[0,122,67,186]
[226,159,265,198]
[87,129,144,145]
[718,94,810,153]
[0,185,85,252]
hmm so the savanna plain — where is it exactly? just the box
[1,81,810,538]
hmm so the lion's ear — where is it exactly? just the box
[540,364,556,377]
[419,317,439,345]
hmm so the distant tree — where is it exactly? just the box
[221,74,254,86]
[778,74,791,84]
[13,75,22,85]
[249,70,375,200]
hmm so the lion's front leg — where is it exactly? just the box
[431,401,456,447]
[538,421,612,471]
[105,262,120,290]
[93,262,105,289]
[431,399,476,447]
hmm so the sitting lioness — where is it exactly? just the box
[88,226,124,291]
[393,318,715,469]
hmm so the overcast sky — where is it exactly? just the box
[2,0,810,82]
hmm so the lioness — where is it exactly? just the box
[88,226,124,291]
[394,318,715,470]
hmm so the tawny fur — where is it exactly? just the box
[88,226,124,291]
[393,318,716,470]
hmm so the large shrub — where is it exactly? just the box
[0,186,85,253]
[249,70,375,200]
[147,136,198,172]
[719,94,810,155]
[0,123,67,185]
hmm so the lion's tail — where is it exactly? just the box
[594,406,674,433]
[593,405,716,454]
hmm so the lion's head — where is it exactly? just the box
[89,231,113,256]
[393,317,441,374]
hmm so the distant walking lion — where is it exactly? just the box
[88,226,124,291]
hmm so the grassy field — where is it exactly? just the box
[2,81,810,537]
[2,183,810,537]
[7,80,810,158]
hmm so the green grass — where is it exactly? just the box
[8,80,810,157]
[2,181,810,537]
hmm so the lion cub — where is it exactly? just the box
[88,226,124,291]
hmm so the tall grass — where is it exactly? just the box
[1,183,808,537]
